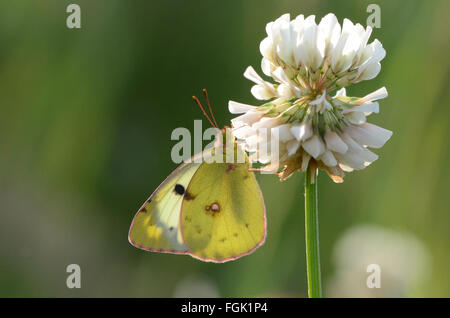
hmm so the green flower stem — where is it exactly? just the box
[304,166,322,298]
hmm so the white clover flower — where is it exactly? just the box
[326,224,430,297]
[229,13,392,182]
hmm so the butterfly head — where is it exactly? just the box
[192,90,248,164]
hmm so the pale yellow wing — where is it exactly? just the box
[128,161,202,254]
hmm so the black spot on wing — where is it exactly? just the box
[174,184,185,195]
[174,184,196,200]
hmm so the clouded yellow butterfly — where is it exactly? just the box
[128,92,266,263]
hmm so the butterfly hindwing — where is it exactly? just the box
[180,161,266,262]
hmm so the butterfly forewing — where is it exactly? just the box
[128,162,202,253]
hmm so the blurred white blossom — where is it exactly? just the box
[229,13,391,182]
[326,224,431,297]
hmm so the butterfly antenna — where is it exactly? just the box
[202,88,218,128]
[192,95,216,128]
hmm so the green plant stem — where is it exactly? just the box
[304,167,322,298]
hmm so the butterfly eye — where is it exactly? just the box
[174,184,185,195]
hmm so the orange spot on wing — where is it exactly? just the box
[226,164,238,173]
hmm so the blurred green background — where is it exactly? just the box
[0,0,449,297]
